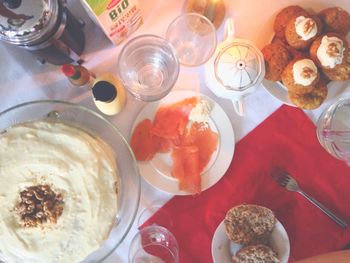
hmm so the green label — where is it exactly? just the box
[85,0,109,16]
[108,0,129,21]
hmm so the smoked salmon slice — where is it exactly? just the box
[171,145,201,194]
[151,97,198,143]
[181,122,218,172]
[152,135,173,153]
[130,119,157,161]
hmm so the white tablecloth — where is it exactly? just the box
[1,0,349,262]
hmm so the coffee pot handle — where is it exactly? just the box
[232,98,245,116]
[224,18,235,40]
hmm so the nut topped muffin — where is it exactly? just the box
[232,244,281,263]
[318,7,350,36]
[310,33,347,68]
[274,5,309,41]
[310,33,350,80]
[281,58,320,94]
[285,15,322,50]
[224,204,275,245]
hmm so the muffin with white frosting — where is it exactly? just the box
[310,33,350,80]
[281,58,320,94]
[273,5,309,42]
[288,77,328,110]
[285,15,323,50]
[318,7,350,36]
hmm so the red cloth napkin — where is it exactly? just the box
[143,105,350,262]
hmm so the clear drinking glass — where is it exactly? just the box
[128,225,179,263]
[317,97,350,165]
[117,35,180,102]
[166,13,217,66]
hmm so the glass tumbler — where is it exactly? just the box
[118,35,180,101]
[129,225,179,263]
[166,13,217,66]
[117,35,180,102]
[317,97,350,165]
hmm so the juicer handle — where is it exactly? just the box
[232,98,245,116]
[224,18,235,40]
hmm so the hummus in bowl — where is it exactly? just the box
[0,101,140,263]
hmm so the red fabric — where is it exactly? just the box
[143,105,350,263]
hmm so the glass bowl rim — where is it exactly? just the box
[0,99,141,262]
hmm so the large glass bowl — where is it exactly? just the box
[0,100,140,262]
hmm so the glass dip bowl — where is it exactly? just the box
[0,100,140,262]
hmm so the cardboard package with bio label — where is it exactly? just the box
[81,0,143,45]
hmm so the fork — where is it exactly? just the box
[271,168,348,228]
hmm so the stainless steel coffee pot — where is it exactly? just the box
[0,0,85,65]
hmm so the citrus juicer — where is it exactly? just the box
[205,18,265,116]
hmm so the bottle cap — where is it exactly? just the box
[92,81,117,102]
[61,64,77,77]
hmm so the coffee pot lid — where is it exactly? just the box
[214,40,265,91]
[0,0,57,45]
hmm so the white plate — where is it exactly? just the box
[131,90,235,195]
[262,78,348,107]
[211,219,290,263]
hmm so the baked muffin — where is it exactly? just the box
[322,62,350,81]
[271,36,308,59]
[285,15,323,50]
[274,5,309,41]
[281,58,320,94]
[232,245,281,263]
[309,33,350,80]
[318,7,350,36]
[224,204,275,246]
[262,43,292,81]
[321,49,350,81]
[288,77,328,110]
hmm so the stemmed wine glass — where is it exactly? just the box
[128,200,178,263]
[166,12,217,67]
[128,225,179,263]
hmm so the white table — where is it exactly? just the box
[1,0,349,262]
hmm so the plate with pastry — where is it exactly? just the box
[211,204,290,263]
[129,90,234,196]
[261,5,350,110]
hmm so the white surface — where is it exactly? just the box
[131,90,235,195]
[211,220,290,263]
[1,0,350,262]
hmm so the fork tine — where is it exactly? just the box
[271,167,290,186]
[280,178,290,186]
[271,167,287,179]
[278,177,289,185]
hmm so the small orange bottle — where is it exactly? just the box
[61,64,96,89]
